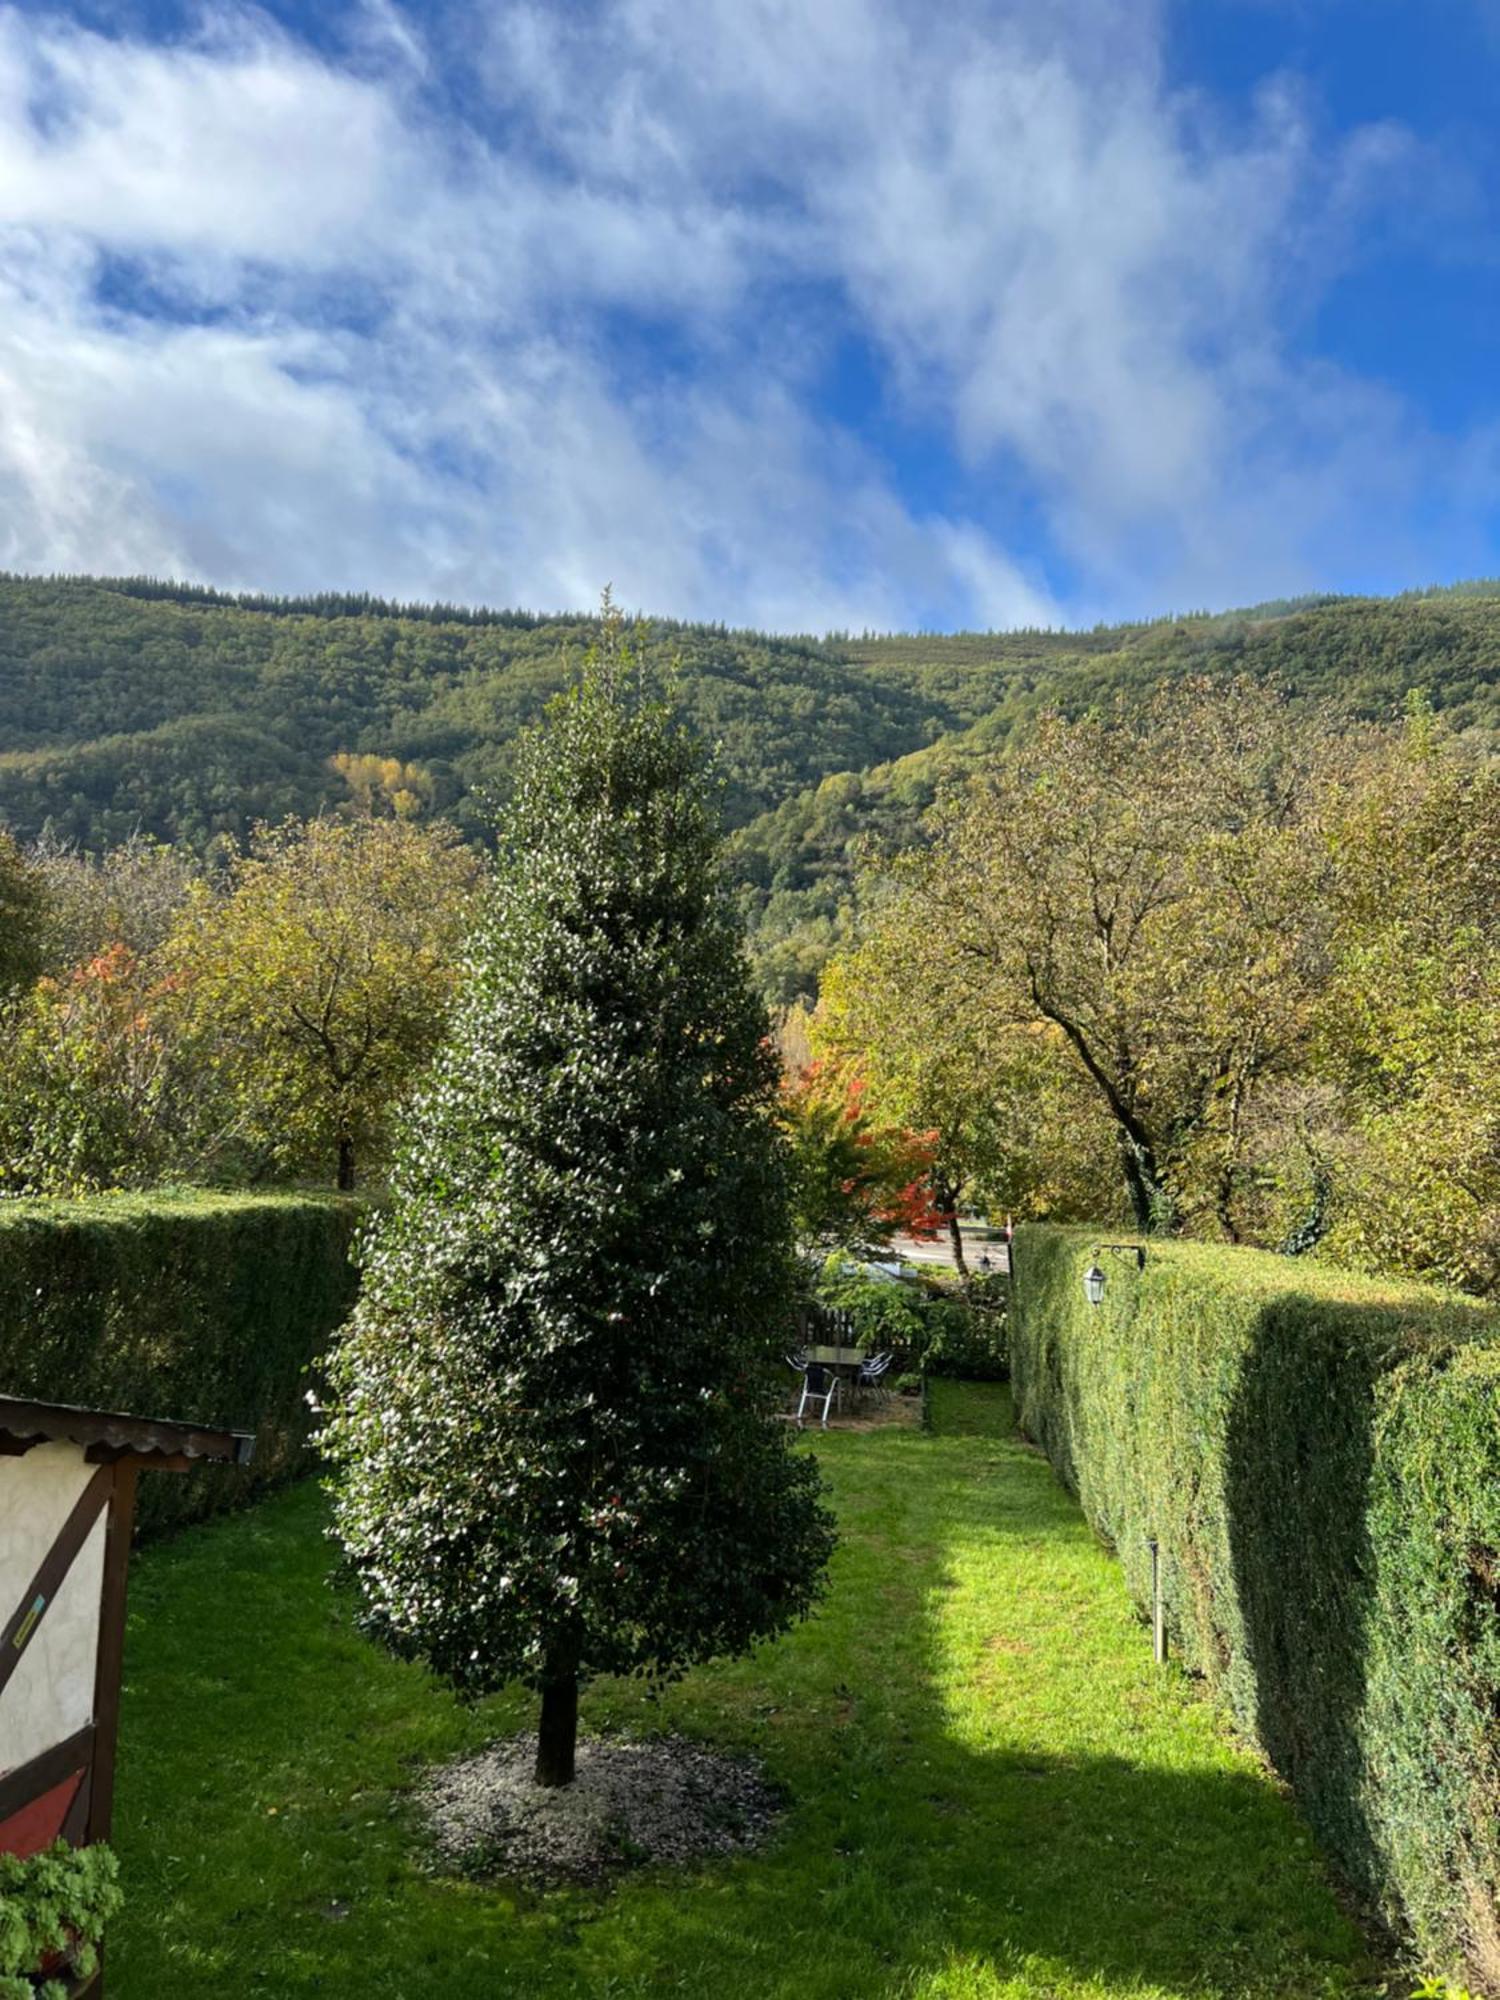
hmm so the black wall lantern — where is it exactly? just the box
[1082,1243,1146,1306]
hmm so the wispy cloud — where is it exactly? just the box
[0,0,1481,627]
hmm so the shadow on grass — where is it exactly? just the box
[831,1439,1372,2000]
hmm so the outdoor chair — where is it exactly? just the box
[784,1350,809,1414]
[796,1362,839,1430]
[855,1351,893,1406]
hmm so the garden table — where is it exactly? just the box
[802,1345,867,1409]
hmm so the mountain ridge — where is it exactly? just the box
[2,571,1497,997]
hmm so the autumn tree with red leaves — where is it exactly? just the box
[782,1060,947,1256]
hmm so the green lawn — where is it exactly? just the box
[111,1384,1380,1999]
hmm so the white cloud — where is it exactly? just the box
[0,0,1479,627]
[477,0,1453,612]
[0,19,404,265]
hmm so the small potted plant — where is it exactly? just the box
[0,1840,122,1998]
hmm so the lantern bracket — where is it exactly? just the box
[1082,1243,1147,1306]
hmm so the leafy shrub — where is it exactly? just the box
[0,944,191,1197]
[813,1267,930,1358]
[813,1265,1007,1377]
[0,1191,360,1536]
[963,1269,1010,1311]
[1010,1224,1500,1985]
[920,1297,1007,1379]
[0,1840,121,1998]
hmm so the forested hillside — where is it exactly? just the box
[2,573,1498,996]
[737,588,1500,993]
[0,577,960,850]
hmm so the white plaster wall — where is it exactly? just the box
[0,1444,105,1776]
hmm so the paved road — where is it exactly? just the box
[888,1227,1009,1274]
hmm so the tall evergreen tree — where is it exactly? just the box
[322,642,834,1786]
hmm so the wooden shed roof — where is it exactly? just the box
[0,1395,254,1468]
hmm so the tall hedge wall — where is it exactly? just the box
[0,1192,361,1537]
[1011,1225,1500,1990]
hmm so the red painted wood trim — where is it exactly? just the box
[0,1464,113,1700]
[0,1767,85,1859]
[0,1725,95,1823]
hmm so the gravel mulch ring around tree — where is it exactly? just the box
[418,1733,785,1887]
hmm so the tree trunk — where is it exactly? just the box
[929,1174,968,1287]
[337,1132,356,1193]
[534,1665,579,1788]
[1215,1163,1242,1243]
[946,1210,969,1283]
[1120,1133,1158,1233]
[1035,995,1165,1235]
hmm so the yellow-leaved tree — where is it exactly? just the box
[327,752,437,821]
[1316,716,1500,1291]
[167,816,483,1189]
[851,682,1361,1237]
[811,921,1118,1269]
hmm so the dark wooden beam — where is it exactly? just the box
[86,1464,136,1847]
[83,1445,195,1472]
[60,1761,93,1847]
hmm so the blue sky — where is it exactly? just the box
[0,0,1496,631]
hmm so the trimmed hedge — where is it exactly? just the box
[1010,1225,1500,1989]
[0,1192,361,1537]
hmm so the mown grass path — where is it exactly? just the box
[111,1384,1378,1998]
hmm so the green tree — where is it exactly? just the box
[1315,722,1500,1292]
[892,683,1357,1234]
[780,1060,944,1257]
[321,652,835,1787]
[0,944,188,1195]
[0,831,46,996]
[811,921,1119,1268]
[0,837,218,1194]
[166,817,481,1189]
